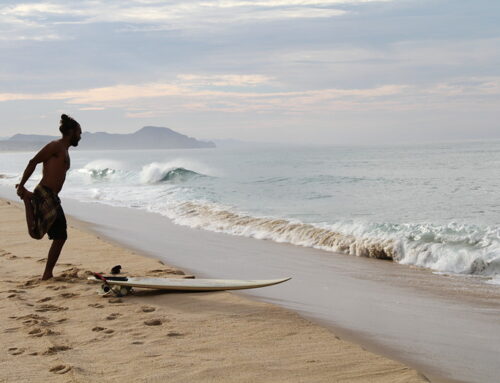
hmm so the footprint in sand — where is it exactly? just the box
[43,345,72,355]
[88,303,104,309]
[35,304,68,312]
[46,285,68,291]
[7,289,26,294]
[144,319,162,326]
[6,289,26,299]
[8,347,25,356]
[4,327,21,333]
[0,250,15,259]
[37,297,52,303]
[108,298,123,304]
[29,328,43,336]
[106,313,121,320]
[49,365,72,374]
[17,314,61,329]
[18,278,40,289]
[17,314,47,326]
[148,269,165,273]
[60,292,79,298]
[92,327,114,334]
[141,306,156,313]
[17,313,48,321]
[39,319,57,327]
[166,331,184,337]
[29,328,59,337]
[55,267,81,282]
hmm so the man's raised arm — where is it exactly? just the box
[16,141,57,198]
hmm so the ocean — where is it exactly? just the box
[1,140,499,282]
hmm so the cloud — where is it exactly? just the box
[3,75,499,119]
[427,77,500,97]
[3,3,69,16]
[0,0,398,41]
[177,74,273,87]
[0,0,351,24]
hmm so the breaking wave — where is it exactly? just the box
[140,163,203,184]
[161,201,500,277]
[72,160,206,185]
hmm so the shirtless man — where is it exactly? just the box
[16,114,82,280]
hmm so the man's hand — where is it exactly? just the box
[16,184,27,200]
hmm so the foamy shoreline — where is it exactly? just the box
[0,198,427,382]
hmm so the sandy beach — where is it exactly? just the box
[0,198,427,382]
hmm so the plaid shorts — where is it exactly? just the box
[31,184,67,240]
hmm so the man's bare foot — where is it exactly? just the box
[42,274,53,281]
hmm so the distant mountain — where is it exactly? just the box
[8,134,58,142]
[0,126,215,151]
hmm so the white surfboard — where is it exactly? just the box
[88,274,291,295]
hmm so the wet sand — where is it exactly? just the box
[47,195,500,383]
[0,198,426,382]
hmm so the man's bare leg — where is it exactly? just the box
[18,189,37,239]
[42,239,65,280]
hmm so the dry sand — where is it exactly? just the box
[0,198,427,383]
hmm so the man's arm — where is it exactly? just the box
[16,141,58,198]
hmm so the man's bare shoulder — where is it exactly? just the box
[32,139,64,163]
[46,139,65,153]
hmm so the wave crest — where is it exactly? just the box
[168,202,398,260]
[163,201,500,277]
[140,162,203,184]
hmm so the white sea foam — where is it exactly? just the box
[486,276,500,285]
[155,201,500,277]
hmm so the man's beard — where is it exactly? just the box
[71,138,80,147]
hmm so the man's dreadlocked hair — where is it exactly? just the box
[59,114,80,136]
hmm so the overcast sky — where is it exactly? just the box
[1,0,499,144]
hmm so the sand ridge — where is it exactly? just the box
[0,199,427,382]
